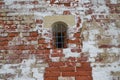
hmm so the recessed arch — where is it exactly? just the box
[52,21,68,32]
[52,21,68,48]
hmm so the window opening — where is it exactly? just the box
[52,22,67,48]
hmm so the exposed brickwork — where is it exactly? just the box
[0,0,120,80]
[45,61,92,79]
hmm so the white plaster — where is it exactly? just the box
[92,62,120,80]
[63,48,80,58]
[1,0,120,80]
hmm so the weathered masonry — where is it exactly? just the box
[0,0,120,80]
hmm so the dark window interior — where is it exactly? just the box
[52,22,67,48]
[55,32,65,48]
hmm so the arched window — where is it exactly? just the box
[52,21,68,48]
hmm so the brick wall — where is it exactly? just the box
[0,0,120,80]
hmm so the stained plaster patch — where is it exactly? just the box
[43,15,75,28]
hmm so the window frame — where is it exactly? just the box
[52,21,68,49]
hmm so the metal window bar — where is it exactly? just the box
[55,24,58,48]
[60,25,63,48]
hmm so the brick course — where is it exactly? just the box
[0,0,120,80]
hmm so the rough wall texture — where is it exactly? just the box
[0,0,120,80]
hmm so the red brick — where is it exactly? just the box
[77,48,81,52]
[63,10,71,15]
[4,25,17,31]
[75,62,92,71]
[117,44,120,48]
[0,56,4,60]
[32,1,39,5]
[68,40,76,44]
[82,62,91,68]
[7,45,35,50]
[26,37,37,41]
[71,48,81,53]
[44,49,50,54]
[0,46,7,50]
[17,46,24,50]
[60,67,75,72]
[77,57,88,62]
[66,62,76,67]
[77,17,81,23]
[68,38,80,44]
[10,25,17,29]
[44,72,60,77]
[51,53,65,57]
[75,38,81,43]
[50,0,55,4]
[0,2,5,5]
[29,50,36,54]
[74,33,80,37]
[76,67,84,71]
[38,38,45,44]
[77,71,92,76]
[38,44,46,49]
[18,1,26,5]
[52,49,63,54]
[67,57,76,62]
[29,32,38,37]
[44,56,51,62]
[45,67,60,72]
[76,76,93,80]
[34,49,50,55]
[62,72,77,76]
[44,77,58,80]
[0,41,8,46]
[64,3,71,7]
[77,17,81,27]
[8,32,19,37]
[36,19,43,24]
[77,67,92,71]
[36,50,44,54]
[49,62,65,67]
[0,21,4,25]
[99,45,112,48]
[37,48,50,55]
[43,43,50,49]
